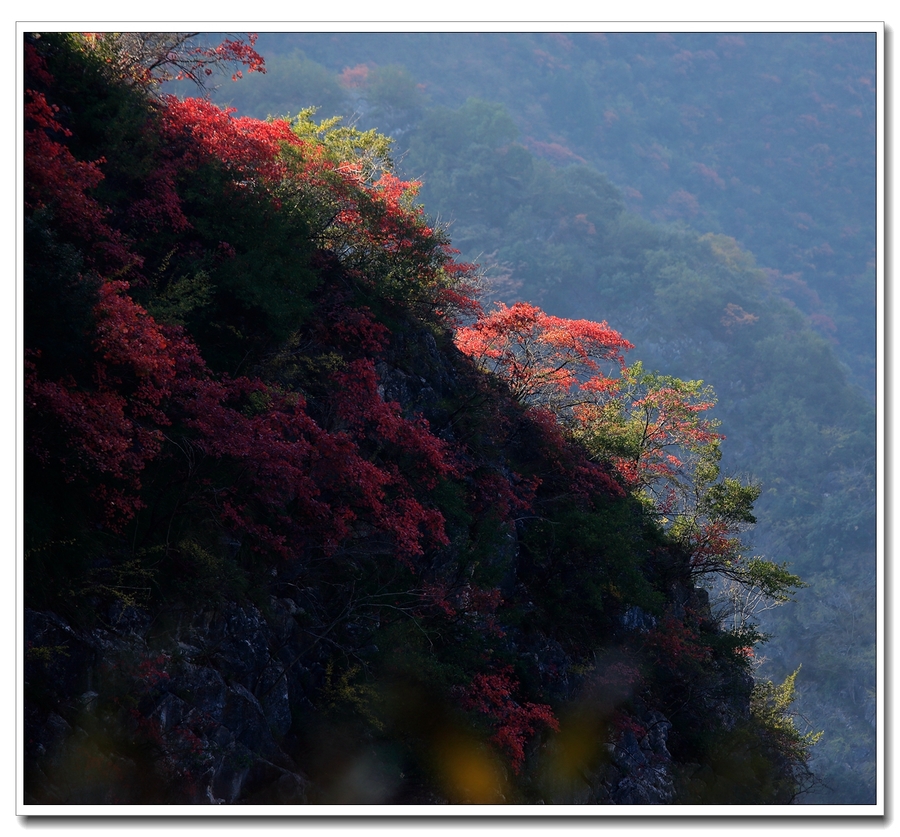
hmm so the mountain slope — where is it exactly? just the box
[23,33,817,806]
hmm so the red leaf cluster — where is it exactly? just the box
[24,60,135,272]
[455,302,631,408]
[645,616,711,668]
[25,280,183,528]
[24,45,466,563]
[459,667,559,773]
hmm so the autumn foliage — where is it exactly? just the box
[459,668,559,773]
[455,302,722,507]
[24,33,812,801]
[24,35,473,556]
[455,301,631,411]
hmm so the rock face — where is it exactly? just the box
[22,320,754,806]
[23,583,726,805]
[25,604,314,805]
[604,712,676,804]
[26,616,672,806]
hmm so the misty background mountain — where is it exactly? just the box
[203,30,878,804]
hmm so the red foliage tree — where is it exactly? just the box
[455,302,632,412]
[459,667,559,773]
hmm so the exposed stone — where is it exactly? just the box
[621,605,657,633]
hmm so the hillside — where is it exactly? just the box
[22,33,819,807]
